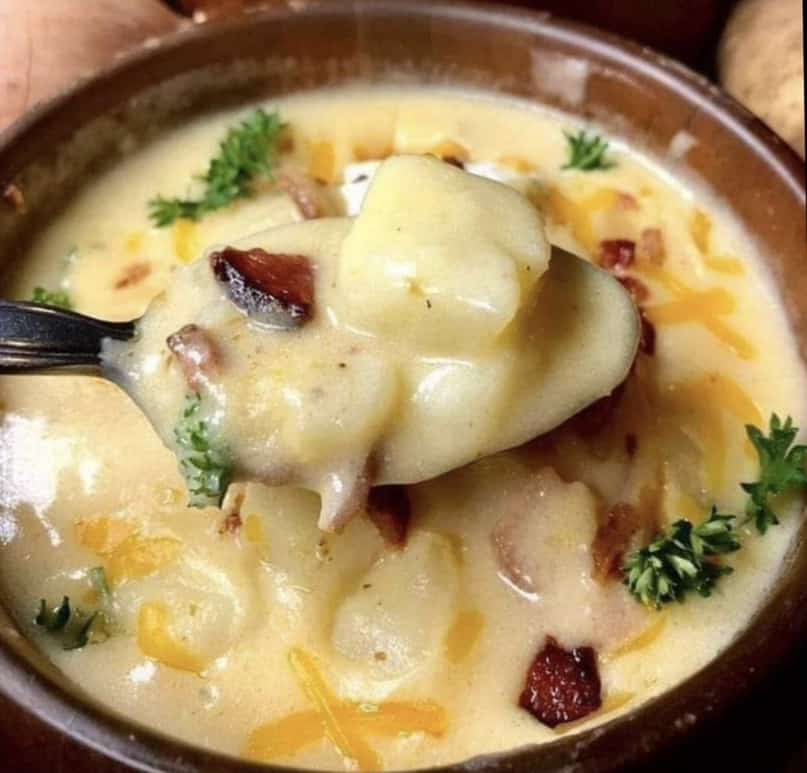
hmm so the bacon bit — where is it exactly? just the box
[625,433,638,456]
[366,486,411,548]
[615,192,639,211]
[598,239,636,273]
[278,167,331,219]
[220,511,242,535]
[2,183,25,213]
[210,247,315,328]
[637,227,665,264]
[519,636,602,727]
[114,261,152,289]
[617,275,650,304]
[567,382,626,437]
[166,324,220,391]
[592,503,642,581]
[639,312,656,356]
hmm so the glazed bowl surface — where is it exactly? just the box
[0,2,805,772]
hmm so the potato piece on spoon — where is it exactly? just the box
[104,156,639,529]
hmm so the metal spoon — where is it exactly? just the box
[0,301,135,374]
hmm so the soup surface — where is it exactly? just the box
[0,87,805,770]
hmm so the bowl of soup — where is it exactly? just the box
[0,2,805,771]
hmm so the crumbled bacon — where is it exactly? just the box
[278,167,330,219]
[220,511,243,535]
[598,239,636,273]
[592,503,642,581]
[639,312,656,356]
[366,485,411,547]
[567,382,626,437]
[637,227,665,264]
[210,247,315,328]
[617,275,650,304]
[2,183,25,213]
[625,433,638,457]
[166,324,220,391]
[114,261,151,289]
[519,636,602,727]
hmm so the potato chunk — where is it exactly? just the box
[331,531,459,680]
[337,155,550,353]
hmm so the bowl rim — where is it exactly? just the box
[0,2,805,772]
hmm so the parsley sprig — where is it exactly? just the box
[149,109,285,227]
[174,392,233,508]
[35,567,112,650]
[31,286,72,310]
[624,414,807,608]
[742,414,807,533]
[624,508,740,609]
[562,130,615,172]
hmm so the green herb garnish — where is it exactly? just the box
[562,130,615,172]
[623,413,807,608]
[149,109,285,227]
[31,286,72,309]
[742,414,807,534]
[35,596,72,632]
[35,568,113,650]
[174,392,232,508]
[624,508,740,609]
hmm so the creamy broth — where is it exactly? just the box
[0,88,805,770]
[105,154,637,529]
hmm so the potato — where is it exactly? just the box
[719,0,805,157]
[112,161,638,528]
[330,531,459,680]
[338,155,551,353]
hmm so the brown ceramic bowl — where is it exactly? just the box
[1,2,805,771]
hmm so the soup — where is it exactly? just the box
[105,153,638,529]
[0,88,804,771]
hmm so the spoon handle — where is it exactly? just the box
[0,301,135,374]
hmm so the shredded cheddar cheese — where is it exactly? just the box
[639,263,755,360]
[173,219,200,264]
[308,141,336,184]
[246,648,447,769]
[137,602,207,674]
[444,609,485,664]
[105,535,181,586]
